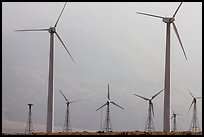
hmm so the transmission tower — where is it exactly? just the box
[189,98,201,132]
[145,101,155,131]
[25,103,34,133]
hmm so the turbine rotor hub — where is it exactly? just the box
[162,17,175,23]
[48,27,56,33]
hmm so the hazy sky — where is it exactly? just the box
[2,2,202,133]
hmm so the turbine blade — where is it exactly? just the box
[96,102,107,111]
[151,102,154,117]
[54,2,67,27]
[172,2,183,18]
[187,100,194,114]
[188,89,195,98]
[55,31,76,63]
[59,89,68,102]
[70,99,82,104]
[15,28,49,32]
[151,89,164,100]
[107,84,110,100]
[172,22,187,60]
[133,93,149,101]
[171,116,174,119]
[177,114,183,116]
[136,12,164,19]
[110,101,124,110]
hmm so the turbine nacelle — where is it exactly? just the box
[28,103,34,106]
[66,102,70,105]
[172,112,183,118]
[162,17,175,23]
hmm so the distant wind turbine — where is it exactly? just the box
[59,89,79,132]
[187,90,202,132]
[96,84,124,132]
[171,111,183,132]
[136,2,187,132]
[133,89,164,131]
[25,103,34,133]
[15,2,75,133]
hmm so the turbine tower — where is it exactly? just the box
[133,89,164,131]
[15,2,75,133]
[59,89,78,132]
[25,103,34,133]
[96,84,124,132]
[136,2,187,132]
[188,90,202,132]
[100,108,103,131]
[171,111,183,132]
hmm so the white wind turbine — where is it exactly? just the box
[15,2,75,133]
[136,2,187,132]
[171,111,183,132]
[133,89,164,131]
[59,89,79,132]
[187,90,202,132]
[96,84,124,132]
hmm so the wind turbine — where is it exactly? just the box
[15,2,75,133]
[136,2,187,132]
[171,111,183,132]
[59,89,79,132]
[187,90,202,132]
[25,103,34,133]
[133,89,164,131]
[96,84,124,132]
